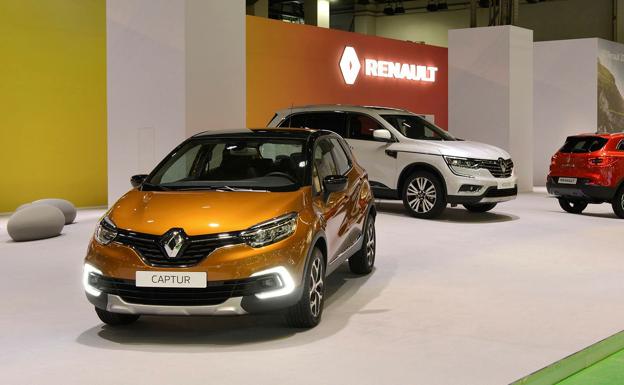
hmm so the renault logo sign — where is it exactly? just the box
[339,46,438,85]
[499,158,507,173]
[161,229,187,258]
[339,46,361,85]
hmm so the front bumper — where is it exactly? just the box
[443,167,518,205]
[447,185,518,205]
[95,294,248,315]
[546,177,615,202]
[85,272,303,315]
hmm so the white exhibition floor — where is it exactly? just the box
[1,191,623,385]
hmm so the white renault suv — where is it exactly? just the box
[268,105,517,219]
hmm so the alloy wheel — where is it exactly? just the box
[308,257,324,317]
[366,219,375,267]
[406,177,437,213]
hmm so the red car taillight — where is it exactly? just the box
[588,157,617,167]
[550,154,558,170]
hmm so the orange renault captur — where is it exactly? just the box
[84,128,376,328]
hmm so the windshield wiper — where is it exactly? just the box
[215,185,268,192]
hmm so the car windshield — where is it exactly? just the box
[144,138,307,192]
[381,114,455,141]
[560,136,608,153]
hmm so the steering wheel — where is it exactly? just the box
[265,172,297,183]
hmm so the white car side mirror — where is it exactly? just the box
[373,129,393,142]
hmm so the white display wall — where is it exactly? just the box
[107,0,187,206]
[107,0,245,205]
[533,39,597,186]
[449,26,534,192]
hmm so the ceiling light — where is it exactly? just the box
[383,2,395,15]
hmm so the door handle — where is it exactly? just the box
[385,149,397,158]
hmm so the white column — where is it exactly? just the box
[305,0,330,28]
[107,0,186,206]
[107,0,246,205]
[185,0,245,136]
[533,39,598,186]
[449,26,534,192]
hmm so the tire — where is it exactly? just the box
[612,187,624,219]
[95,307,140,326]
[558,198,588,214]
[286,248,325,328]
[402,171,446,219]
[463,203,497,213]
[349,214,376,275]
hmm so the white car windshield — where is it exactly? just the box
[381,114,456,141]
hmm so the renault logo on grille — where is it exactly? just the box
[161,229,187,259]
[499,158,507,173]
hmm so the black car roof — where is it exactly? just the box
[191,127,336,140]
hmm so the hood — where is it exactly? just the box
[108,189,307,236]
[393,139,512,160]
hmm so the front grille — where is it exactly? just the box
[485,186,518,198]
[115,229,242,267]
[92,275,277,306]
[479,159,514,178]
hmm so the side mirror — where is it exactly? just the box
[130,174,148,188]
[373,129,393,142]
[323,175,348,195]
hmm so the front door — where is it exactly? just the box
[311,138,356,263]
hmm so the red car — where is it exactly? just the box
[547,133,624,218]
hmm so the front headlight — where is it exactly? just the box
[94,216,117,245]
[241,213,298,248]
[83,263,103,297]
[444,156,480,169]
[444,156,482,177]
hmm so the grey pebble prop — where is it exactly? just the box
[7,205,65,242]
[21,198,77,224]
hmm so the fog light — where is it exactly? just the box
[83,263,103,297]
[459,184,483,192]
[258,275,280,289]
[251,266,295,299]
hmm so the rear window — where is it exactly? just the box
[560,136,608,153]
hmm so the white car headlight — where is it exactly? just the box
[94,216,117,245]
[241,213,297,248]
[83,263,103,297]
[444,156,480,169]
[444,156,482,177]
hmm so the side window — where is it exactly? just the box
[349,114,384,141]
[313,139,339,192]
[383,115,440,140]
[330,138,351,175]
[281,113,347,137]
[618,140,624,151]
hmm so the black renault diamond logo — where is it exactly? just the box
[498,158,506,173]
[161,229,187,259]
